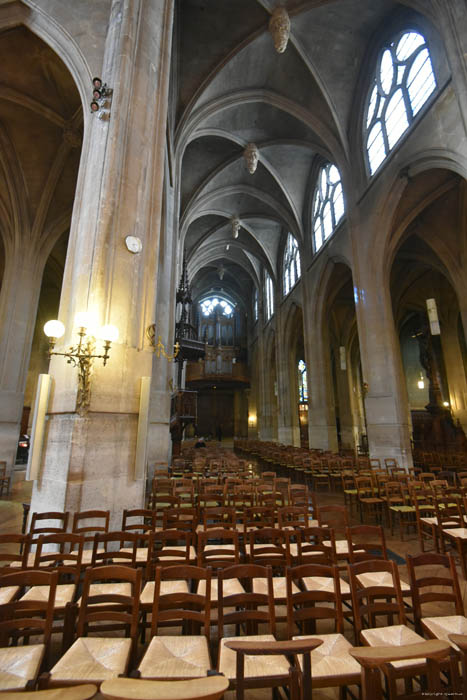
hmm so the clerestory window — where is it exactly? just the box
[265,273,274,321]
[312,163,345,253]
[365,30,436,175]
[283,233,301,296]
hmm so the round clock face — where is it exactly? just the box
[125,235,142,254]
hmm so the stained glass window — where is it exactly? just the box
[298,359,308,402]
[365,31,436,175]
[253,287,258,321]
[200,297,233,317]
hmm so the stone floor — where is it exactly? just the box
[0,454,466,699]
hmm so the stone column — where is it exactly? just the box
[441,313,467,431]
[352,247,413,468]
[147,182,177,477]
[333,343,357,450]
[302,273,338,451]
[30,0,175,527]
[0,247,45,470]
[275,308,296,445]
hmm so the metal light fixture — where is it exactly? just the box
[417,373,425,390]
[43,313,119,415]
[146,324,180,361]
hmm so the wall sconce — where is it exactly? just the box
[443,401,450,407]
[417,373,425,390]
[248,413,257,427]
[146,324,180,361]
[43,313,119,415]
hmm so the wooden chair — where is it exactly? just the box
[407,551,466,690]
[201,506,236,531]
[316,504,351,563]
[346,524,411,596]
[100,675,229,700]
[90,531,138,568]
[71,510,109,566]
[350,640,452,700]
[197,529,243,611]
[136,565,212,680]
[162,507,198,534]
[348,558,427,698]
[29,512,69,552]
[121,508,157,533]
[414,490,438,552]
[41,565,141,688]
[19,533,84,627]
[224,638,322,700]
[0,569,58,691]
[217,563,296,700]
[355,476,383,523]
[296,526,336,566]
[0,533,31,574]
[286,563,361,693]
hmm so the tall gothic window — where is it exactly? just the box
[312,162,345,253]
[283,233,301,296]
[365,31,436,175]
[265,273,274,321]
[298,359,308,402]
[253,287,258,322]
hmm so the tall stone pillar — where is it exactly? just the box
[0,248,45,470]
[441,313,467,431]
[333,343,357,450]
[30,0,175,527]
[352,247,412,467]
[275,309,296,445]
[302,273,338,451]
[147,182,178,477]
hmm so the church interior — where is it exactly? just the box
[1,0,467,697]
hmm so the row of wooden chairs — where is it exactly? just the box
[1,553,464,698]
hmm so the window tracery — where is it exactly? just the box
[312,163,345,253]
[365,30,436,175]
[283,233,301,296]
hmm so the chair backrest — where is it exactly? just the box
[278,506,308,529]
[248,527,290,570]
[72,510,109,543]
[348,559,406,639]
[197,528,240,569]
[432,495,462,528]
[346,525,388,564]
[218,563,276,639]
[150,564,211,637]
[91,531,138,567]
[297,526,335,565]
[162,506,198,534]
[406,552,464,634]
[0,569,58,646]
[316,504,349,536]
[286,563,343,638]
[152,529,191,568]
[34,533,84,584]
[29,511,69,542]
[243,506,276,531]
[0,533,30,567]
[77,564,141,641]
[202,506,236,530]
[121,508,157,533]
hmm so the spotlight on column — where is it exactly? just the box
[90,77,113,119]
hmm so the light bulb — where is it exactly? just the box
[43,320,65,339]
[417,374,425,390]
[443,401,449,407]
[75,311,98,334]
[99,324,119,342]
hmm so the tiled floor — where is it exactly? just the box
[1,456,466,698]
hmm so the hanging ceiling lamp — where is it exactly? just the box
[269,5,290,54]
